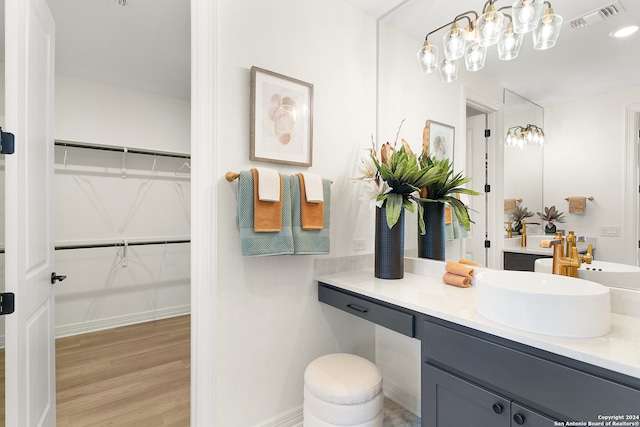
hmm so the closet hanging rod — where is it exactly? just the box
[55,239,191,251]
[55,140,190,160]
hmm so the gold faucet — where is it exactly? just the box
[504,221,513,238]
[519,221,541,247]
[564,231,593,276]
[540,232,592,277]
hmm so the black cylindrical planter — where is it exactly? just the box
[418,202,445,260]
[375,206,404,279]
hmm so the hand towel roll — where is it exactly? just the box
[445,261,474,279]
[458,258,482,267]
[504,198,517,213]
[256,167,281,202]
[301,172,324,203]
[568,196,586,214]
[442,273,471,288]
[252,168,282,232]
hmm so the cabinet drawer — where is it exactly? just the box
[423,320,640,420]
[318,283,414,337]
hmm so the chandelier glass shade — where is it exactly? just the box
[416,0,562,83]
[505,124,545,149]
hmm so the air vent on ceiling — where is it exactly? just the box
[567,0,625,30]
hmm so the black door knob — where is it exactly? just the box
[492,403,504,414]
[51,272,67,284]
[513,413,526,425]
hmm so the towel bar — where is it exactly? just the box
[565,196,594,201]
[226,171,332,183]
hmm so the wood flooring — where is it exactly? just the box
[56,315,190,426]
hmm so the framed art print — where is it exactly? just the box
[250,66,314,166]
[425,120,454,162]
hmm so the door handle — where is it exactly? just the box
[51,272,67,284]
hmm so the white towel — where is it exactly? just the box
[301,173,324,203]
[256,167,281,202]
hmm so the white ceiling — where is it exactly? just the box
[347,0,640,106]
[47,0,191,100]
[2,0,638,106]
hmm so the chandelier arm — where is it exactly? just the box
[425,12,478,41]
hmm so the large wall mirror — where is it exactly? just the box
[503,89,544,234]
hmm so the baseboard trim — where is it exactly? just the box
[55,305,191,339]
[253,405,303,427]
[384,380,421,418]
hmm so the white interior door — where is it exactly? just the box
[4,0,56,425]
[466,113,488,265]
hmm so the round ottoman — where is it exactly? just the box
[304,353,383,427]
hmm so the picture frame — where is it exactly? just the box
[250,66,314,167]
[425,120,455,162]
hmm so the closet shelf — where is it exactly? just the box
[55,238,190,251]
[55,140,190,160]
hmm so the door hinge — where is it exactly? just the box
[484,129,491,138]
[0,293,15,316]
[0,128,15,155]
[484,240,491,248]
[484,184,491,192]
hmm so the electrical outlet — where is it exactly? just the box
[354,239,367,251]
[600,226,620,237]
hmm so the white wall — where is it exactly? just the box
[53,75,191,336]
[543,85,640,264]
[214,0,379,424]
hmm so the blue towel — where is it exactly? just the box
[290,177,330,254]
[238,171,294,256]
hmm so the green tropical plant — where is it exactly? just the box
[417,155,481,231]
[353,121,444,233]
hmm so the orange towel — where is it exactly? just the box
[297,174,324,230]
[458,258,482,267]
[445,205,452,224]
[442,273,471,288]
[252,168,282,232]
[504,198,517,213]
[445,261,474,279]
[568,197,586,214]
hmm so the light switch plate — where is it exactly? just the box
[600,226,620,237]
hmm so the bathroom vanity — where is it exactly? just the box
[316,262,639,426]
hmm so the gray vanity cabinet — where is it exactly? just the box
[423,364,557,426]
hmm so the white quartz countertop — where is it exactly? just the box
[315,267,640,380]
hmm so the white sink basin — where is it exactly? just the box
[534,258,640,290]
[475,270,610,338]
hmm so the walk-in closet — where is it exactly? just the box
[1,0,191,424]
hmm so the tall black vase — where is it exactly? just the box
[375,205,404,279]
[418,202,445,260]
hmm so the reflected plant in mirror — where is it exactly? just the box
[537,205,565,234]
[509,206,534,234]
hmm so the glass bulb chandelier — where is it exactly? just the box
[416,0,563,83]
[505,124,545,149]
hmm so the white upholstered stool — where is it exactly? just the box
[304,353,383,427]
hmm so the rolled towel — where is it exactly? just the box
[504,198,517,213]
[458,258,482,267]
[255,167,281,202]
[301,172,324,203]
[568,196,586,214]
[445,261,474,279]
[442,273,471,288]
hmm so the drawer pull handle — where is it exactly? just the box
[492,403,503,414]
[346,303,369,313]
[513,413,526,425]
